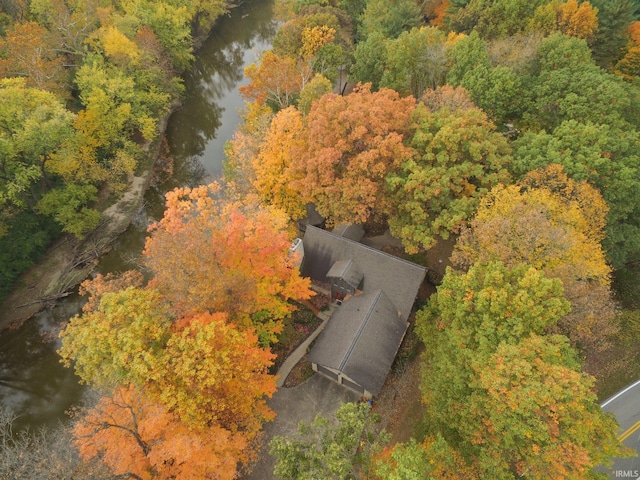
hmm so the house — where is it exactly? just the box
[301,226,427,398]
[307,290,408,398]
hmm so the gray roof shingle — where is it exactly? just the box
[326,259,363,289]
[307,290,408,396]
[301,226,427,322]
[332,223,365,242]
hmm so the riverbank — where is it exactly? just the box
[0,124,166,331]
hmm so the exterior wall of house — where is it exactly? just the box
[329,277,357,301]
[311,363,372,399]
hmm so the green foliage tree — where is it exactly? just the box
[350,31,387,89]
[380,26,448,98]
[417,261,626,477]
[359,0,422,40]
[0,78,75,213]
[187,0,228,34]
[269,402,386,479]
[373,435,478,479]
[464,335,627,478]
[387,104,512,253]
[298,73,332,114]
[36,184,101,238]
[513,120,640,267]
[0,211,60,304]
[446,31,491,86]
[417,261,570,440]
[118,0,194,70]
[523,33,635,131]
[446,32,523,123]
[446,0,547,38]
[589,0,635,67]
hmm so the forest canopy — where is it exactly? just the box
[2,0,639,477]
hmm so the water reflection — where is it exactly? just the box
[167,0,277,178]
[0,0,276,431]
[0,295,86,431]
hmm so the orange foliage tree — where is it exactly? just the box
[615,21,640,79]
[291,84,416,225]
[240,50,302,110]
[74,385,246,480]
[61,291,277,476]
[77,271,145,313]
[0,21,66,94]
[143,182,313,344]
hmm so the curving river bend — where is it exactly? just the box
[0,0,276,432]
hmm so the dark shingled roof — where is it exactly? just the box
[297,203,325,232]
[332,223,365,242]
[326,259,363,289]
[308,290,407,396]
[301,226,427,322]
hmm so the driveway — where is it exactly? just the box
[245,373,360,480]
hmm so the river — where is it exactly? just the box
[0,0,277,432]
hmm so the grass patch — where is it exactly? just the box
[283,358,315,387]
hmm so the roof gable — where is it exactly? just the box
[301,226,426,322]
[326,259,363,289]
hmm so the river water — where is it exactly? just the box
[0,0,277,432]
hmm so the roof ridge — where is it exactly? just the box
[306,226,426,272]
[338,290,383,371]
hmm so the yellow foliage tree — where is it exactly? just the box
[224,101,274,194]
[453,166,617,357]
[529,0,598,40]
[615,21,640,80]
[300,25,336,60]
[101,25,141,63]
[557,0,599,40]
[252,106,306,219]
